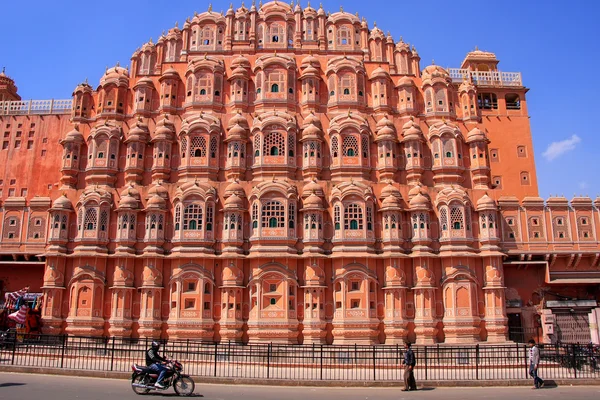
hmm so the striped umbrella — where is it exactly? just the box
[8,306,27,325]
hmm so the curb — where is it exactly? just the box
[0,365,599,387]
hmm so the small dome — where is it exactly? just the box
[231,65,249,78]
[381,183,401,199]
[301,65,320,77]
[64,125,84,142]
[408,183,427,199]
[227,123,247,140]
[476,193,496,210]
[73,81,93,94]
[228,112,249,128]
[402,119,424,141]
[140,41,155,52]
[397,76,414,87]
[101,65,130,86]
[302,180,324,198]
[224,181,246,198]
[422,64,449,78]
[147,194,166,209]
[382,195,402,208]
[376,115,394,129]
[459,79,475,93]
[231,55,251,69]
[154,117,175,138]
[52,195,73,210]
[304,112,321,127]
[160,67,179,79]
[120,185,140,199]
[224,193,244,209]
[302,123,322,138]
[119,194,138,209]
[370,66,389,80]
[135,76,154,87]
[127,120,148,141]
[409,192,429,209]
[466,127,487,143]
[303,193,323,208]
[148,182,168,198]
[301,54,320,68]
[376,125,396,140]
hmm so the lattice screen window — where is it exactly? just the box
[121,214,129,229]
[109,140,118,160]
[419,213,429,229]
[190,136,207,157]
[129,214,136,230]
[61,215,67,230]
[288,133,295,156]
[95,138,108,159]
[261,201,285,228]
[450,206,464,230]
[344,203,364,230]
[252,202,259,228]
[412,214,418,230]
[84,208,98,231]
[331,136,339,158]
[268,23,284,44]
[340,72,355,96]
[443,138,454,159]
[180,137,187,158]
[487,214,495,229]
[440,207,448,231]
[361,135,369,159]
[174,205,181,231]
[391,214,399,230]
[253,134,261,158]
[384,214,389,229]
[288,202,296,228]
[334,205,341,230]
[342,135,358,157]
[435,89,446,110]
[99,210,108,232]
[183,204,203,230]
[210,136,218,158]
[77,207,83,231]
[53,214,60,229]
[206,205,214,231]
[186,76,194,97]
[432,139,440,159]
[195,72,212,97]
[263,131,285,156]
[267,69,285,92]
[328,75,336,96]
[366,205,373,230]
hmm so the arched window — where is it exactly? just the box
[261,201,285,228]
[334,205,341,230]
[84,208,97,231]
[190,136,207,158]
[263,131,284,157]
[339,72,355,97]
[183,204,203,230]
[336,26,352,46]
[344,203,363,230]
[271,84,279,93]
[342,135,359,157]
[267,70,285,94]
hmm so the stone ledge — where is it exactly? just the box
[0,365,598,387]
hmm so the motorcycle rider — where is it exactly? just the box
[146,340,168,389]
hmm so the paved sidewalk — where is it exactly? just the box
[1,372,600,400]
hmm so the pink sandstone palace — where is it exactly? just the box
[1,1,599,345]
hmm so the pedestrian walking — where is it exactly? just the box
[528,339,545,389]
[402,342,417,391]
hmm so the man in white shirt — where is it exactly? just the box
[528,339,545,389]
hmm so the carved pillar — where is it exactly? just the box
[412,259,438,344]
[41,259,67,335]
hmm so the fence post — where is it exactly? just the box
[213,342,218,377]
[475,344,480,380]
[424,346,428,381]
[10,333,17,365]
[60,335,67,369]
[110,336,115,371]
[267,343,272,379]
[372,345,376,381]
[320,344,323,381]
[572,344,577,379]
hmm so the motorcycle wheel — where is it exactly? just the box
[131,374,151,395]
[173,375,195,397]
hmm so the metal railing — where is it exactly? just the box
[1,333,599,381]
[0,99,72,116]
[448,68,523,87]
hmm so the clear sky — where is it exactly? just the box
[2,0,599,200]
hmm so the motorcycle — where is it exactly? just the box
[131,360,195,396]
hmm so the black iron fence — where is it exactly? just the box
[0,333,598,382]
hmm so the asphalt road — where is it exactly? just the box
[0,373,599,400]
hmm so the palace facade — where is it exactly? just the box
[1,1,599,344]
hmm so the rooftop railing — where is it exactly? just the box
[448,68,523,87]
[0,99,73,116]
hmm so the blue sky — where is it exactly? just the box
[2,0,599,199]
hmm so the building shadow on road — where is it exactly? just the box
[0,383,26,388]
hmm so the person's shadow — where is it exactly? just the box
[0,383,26,388]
